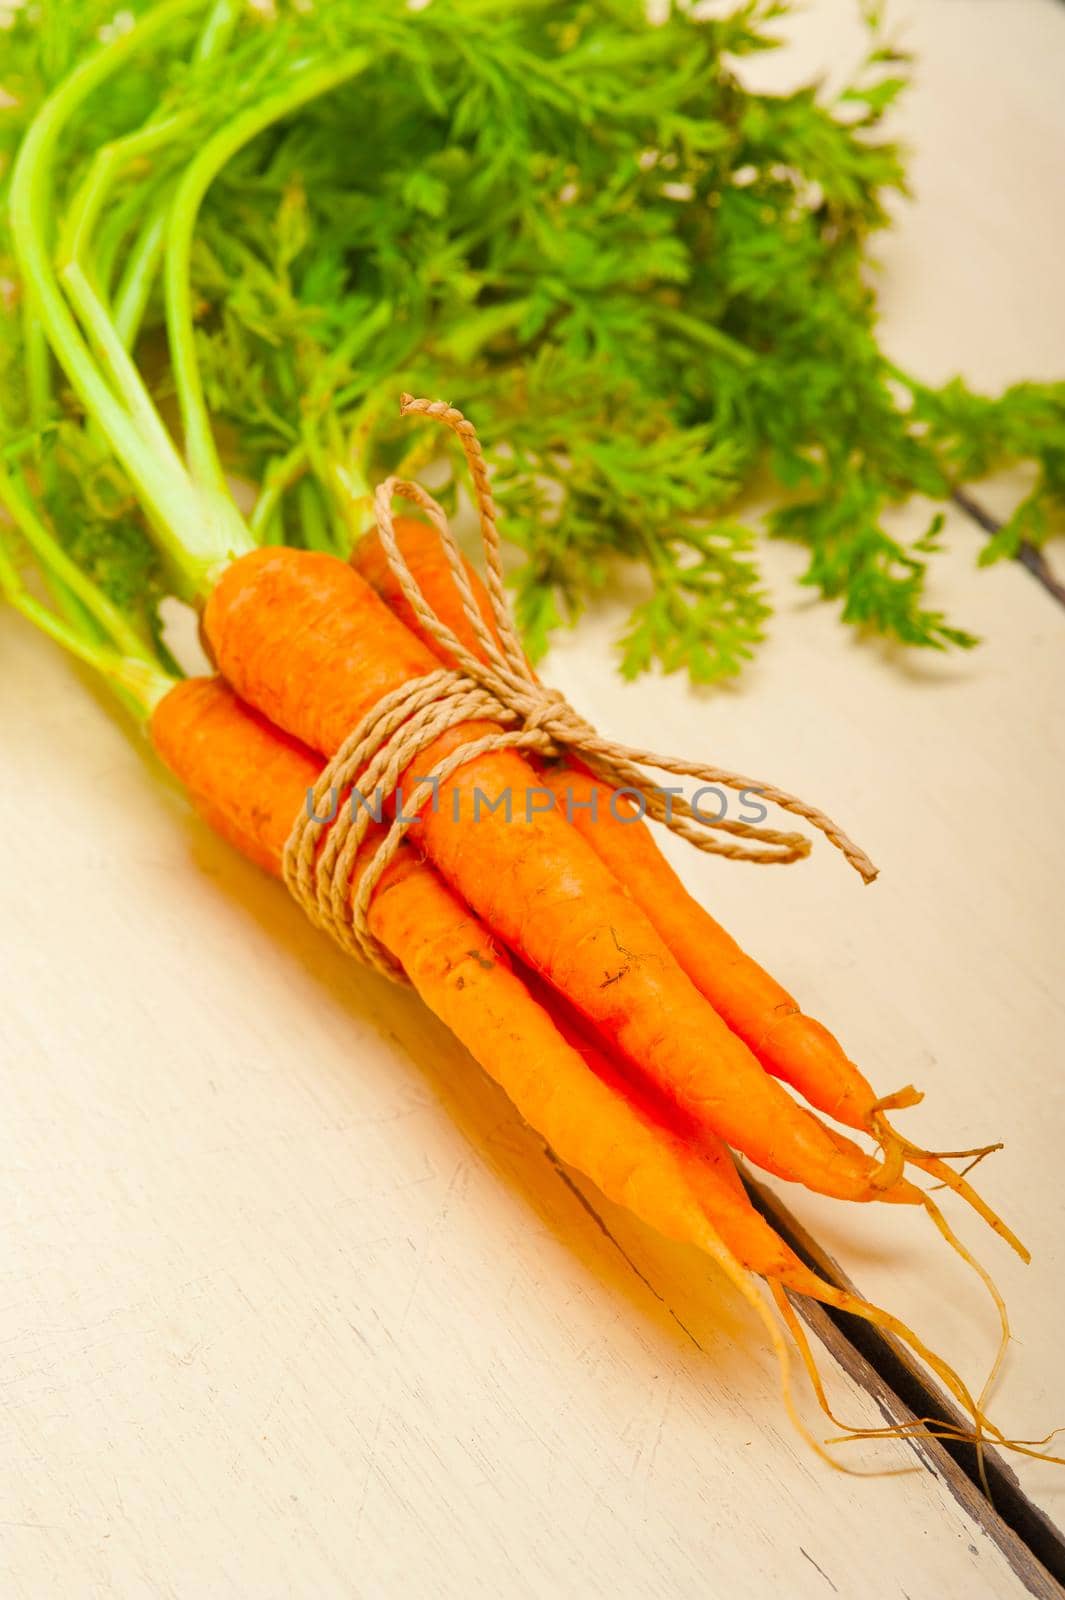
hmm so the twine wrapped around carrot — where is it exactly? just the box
[283,397,877,979]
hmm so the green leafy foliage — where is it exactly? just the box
[1,0,1062,681]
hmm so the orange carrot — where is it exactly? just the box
[352,520,1022,1256]
[201,547,916,1206]
[354,515,509,661]
[150,675,821,1279]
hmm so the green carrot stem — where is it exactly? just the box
[296,476,335,556]
[193,0,242,64]
[2,472,95,642]
[113,201,170,350]
[10,589,169,714]
[21,307,54,452]
[163,47,373,499]
[300,415,367,546]
[85,179,163,309]
[8,0,253,598]
[249,443,307,539]
[60,260,190,472]
[0,463,151,661]
[0,456,173,720]
[56,112,199,282]
[66,0,242,351]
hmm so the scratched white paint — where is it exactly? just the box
[2,3,1064,1596]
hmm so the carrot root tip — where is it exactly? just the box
[869,1112,1028,1261]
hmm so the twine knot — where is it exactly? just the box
[520,686,583,738]
[283,396,877,979]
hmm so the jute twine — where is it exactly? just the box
[283,396,877,981]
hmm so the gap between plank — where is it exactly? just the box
[953,489,1065,610]
[744,1175,1065,1600]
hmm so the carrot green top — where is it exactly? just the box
[3,0,1062,682]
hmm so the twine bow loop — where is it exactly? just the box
[283,395,877,979]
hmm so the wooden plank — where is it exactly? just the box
[3,1,1065,1595]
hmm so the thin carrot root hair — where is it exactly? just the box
[773,1278,993,1495]
[869,1086,1028,1261]
[706,1215,1019,1472]
[768,1275,998,1442]
[769,1283,979,1456]
[919,1191,1010,1416]
[926,1147,1002,1188]
[910,1146,1026,1256]
[693,1225,861,1473]
[770,1279,1031,1505]
[779,1267,1065,1468]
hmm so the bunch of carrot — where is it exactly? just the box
[2,411,1049,1468]
[2,0,1060,1469]
[0,468,1002,1460]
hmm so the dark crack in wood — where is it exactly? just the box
[745,1175,1065,1600]
[953,488,1065,610]
[543,1147,703,1351]
[799,1546,839,1593]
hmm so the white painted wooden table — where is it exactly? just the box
[2,3,1064,1596]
